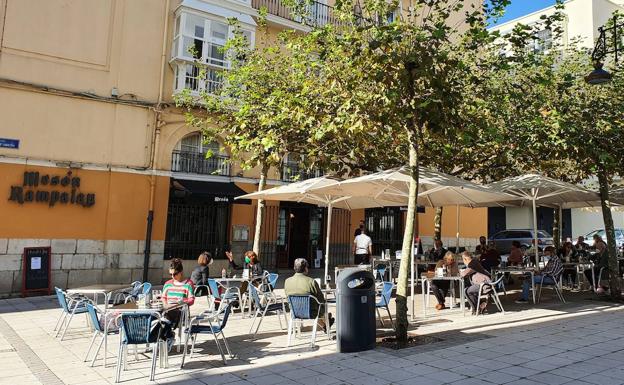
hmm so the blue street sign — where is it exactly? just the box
[0,138,19,149]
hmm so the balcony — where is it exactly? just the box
[171,151,230,176]
[281,162,324,182]
[251,0,347,28]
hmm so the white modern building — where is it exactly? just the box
[487,0,624,240]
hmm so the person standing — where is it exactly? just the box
[354,220,365,237]
[353,228,373,265]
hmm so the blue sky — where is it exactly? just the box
[490,0,558,26]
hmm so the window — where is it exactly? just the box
[172,11,255,95]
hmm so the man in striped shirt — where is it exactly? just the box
[516,246,563,303]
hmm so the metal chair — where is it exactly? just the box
[115,312,163,383]
[537,273,566,303]
[53,287,90,340]
[207,278,241,313]
[124,282,152,303]
[84,303,119,366]
[287,295,323,348]
[375,265,387,281]
[375,282,394,329]
[248,285,288,339]
[267,273,279,291]
[181,303,234,367]
[476,275,505,315]
[476,274,505,315]
[592,266,607,294]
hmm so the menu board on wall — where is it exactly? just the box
[22,247,51,296]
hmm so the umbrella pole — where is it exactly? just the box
[456,205,460,253]
[532,194,539,267]
[324,203,333,287]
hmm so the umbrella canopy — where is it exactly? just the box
[236,176,405,209]
[312,167,518,208]
[486,174,606,265]
[236,176,405,285]
[487,174,603,209]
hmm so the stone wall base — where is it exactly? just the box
[0,238,164,297]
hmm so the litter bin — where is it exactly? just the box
[336,268,376,353]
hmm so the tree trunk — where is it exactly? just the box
[396,132,419,343]
[597,167,621,300]
[252,162,270,255]
[552,207,560,250]
[434,207,443,241]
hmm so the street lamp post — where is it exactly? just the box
[586,15,622,84]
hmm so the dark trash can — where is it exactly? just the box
[336,268,376,353]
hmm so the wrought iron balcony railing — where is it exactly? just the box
[281,162,324,182]
[251,0,360,28]
[171,151,230,176]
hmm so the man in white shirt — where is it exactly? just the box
[353,228,373,265]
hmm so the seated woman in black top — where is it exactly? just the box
[191,251,212,296]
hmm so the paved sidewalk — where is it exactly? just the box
[1,289,624,385]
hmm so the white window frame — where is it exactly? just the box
[171,9,255,95]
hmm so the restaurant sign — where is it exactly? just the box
[8,171,96,207]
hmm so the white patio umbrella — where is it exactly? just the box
[235,176,405,284]
[314,166,518,250]
[486,174,604,265]
[311,167,518,320]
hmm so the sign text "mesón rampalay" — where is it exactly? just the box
[8,171,96,208]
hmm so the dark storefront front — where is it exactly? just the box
[164,179,249,260]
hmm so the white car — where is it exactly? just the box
[574,228,624,249]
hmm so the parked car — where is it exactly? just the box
[489,229,554,254]
[574,228,624,251]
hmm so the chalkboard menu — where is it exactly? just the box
[22,247,51,296]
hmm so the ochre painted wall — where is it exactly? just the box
[418,207,488,238]
[0,163,169,240]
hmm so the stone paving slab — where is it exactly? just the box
[0,287,624,384]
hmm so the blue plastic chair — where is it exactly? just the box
[53,287,90,340]
[124,282,153,303]
[84,303,119,366]
[207,278,240,313]
[181,303,234,367]
[376,265,387,281]
[115,312,162,383]
[287,295,323,347]
[375,282,394,329]
[248,285,287,339]
[267,273,279,291]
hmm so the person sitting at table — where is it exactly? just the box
[515,246,563,304]
[158,258,195,347]
[460,251,492,315]
[430,252,459,310]
[191,251,212,296]
[475,236,488,255]
[592,234,606,249]
[479,241,501,272]
[584,241,609,293]
[428,239,448,262]
[508,241,524,266]
[285,258,334,333]
[559,241,578,287]
[575,236,590,251]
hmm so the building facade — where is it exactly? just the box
[0,0,487,296]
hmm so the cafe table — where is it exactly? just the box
[321,288,336,338]
[109,301,187,368]
[492,266,537,303]
[420,274,466,318]
[67,283,134,366]
[216,276,263,317]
